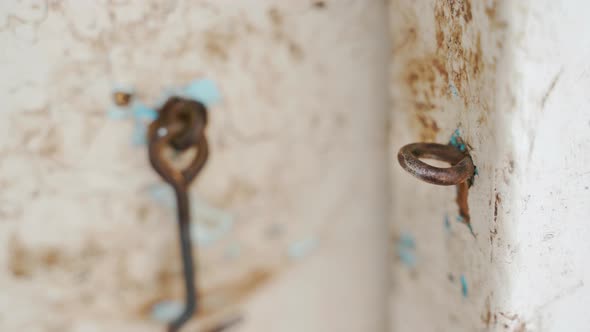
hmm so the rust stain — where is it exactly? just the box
[81,239,103,259]
[203,29,237,61]
[8,236,70,277]
[490,190,498,261]
[136,204,150,222]
[42,248,62,267]
[313,1,326,9]
[456,181,470,225]
[463,0,473,22]
[218,178,258,207]
[485,3,497,20]
[201,269,272,310]
[471,34,484,77]
[394,26,418,53]
[266,7,305,62]
[404,56,448,112]
[433,0,485,107]
[113,91,132,107]
[38,127,61,158]
[8,236,31,278]
[477,113,487,126]
[493,192,501,223]
[416,114,439,142]
[268,7,283,28]
[287,39,304,61]
[399,0,490,140]
[481,296,492,327]
[156,268,176,295]
[205,38,228,61]
[436,25,445,49]
[485,1,508,29]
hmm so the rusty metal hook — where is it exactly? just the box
[147,97,208,332]
[397,141,476,229]
[397,143,474,186]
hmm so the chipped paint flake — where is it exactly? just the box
[460,274,468,298]
[287,236,318,260]
[397,232,417,268]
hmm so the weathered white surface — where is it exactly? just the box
[389,0,590,331]
[0,1,391,331]
[507,1,590,330]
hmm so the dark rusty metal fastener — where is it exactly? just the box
[397,143,474,186]
[147,97,208,332]
[397,142,476,229]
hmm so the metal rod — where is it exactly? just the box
[168,186,197,332]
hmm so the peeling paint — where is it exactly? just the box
[151,300,184,323]
[108,79,220,146]
[287,236,318,260]
[460,274,468,298]
[396,232,417,268]
[444,214,451,232]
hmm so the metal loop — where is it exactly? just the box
[147,97,209,188]
[147,96,209,332]
[397,143,474,186]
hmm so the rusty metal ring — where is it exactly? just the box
[397,143,474,186]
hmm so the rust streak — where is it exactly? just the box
[456,181,470,224]
[493,192,501,222]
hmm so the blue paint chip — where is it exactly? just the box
[449,129,462,147]
[184,78,221,106]
[190,205,234,247]
[131,121,147,146]
[399,232,416,249]
[398,249,417,267]
[466,222,475,235]
[444,215,451,232]
[449,129,470,154]
[107,106,130,120]
[148,184,175,206]
[107,97,156,146]
[151,300,183,322]
[132,103,157,120]
[397,232,417,268]
[152,78,222,109]
[460,274,468,297]
[456,215,475,236]
[287,236,318,260]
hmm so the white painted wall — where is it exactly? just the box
[0,1,391,331]
[507,1,590,330]
[389,0,590,331]
[2,0,588,331]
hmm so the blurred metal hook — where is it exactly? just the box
[147,97,208,332]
